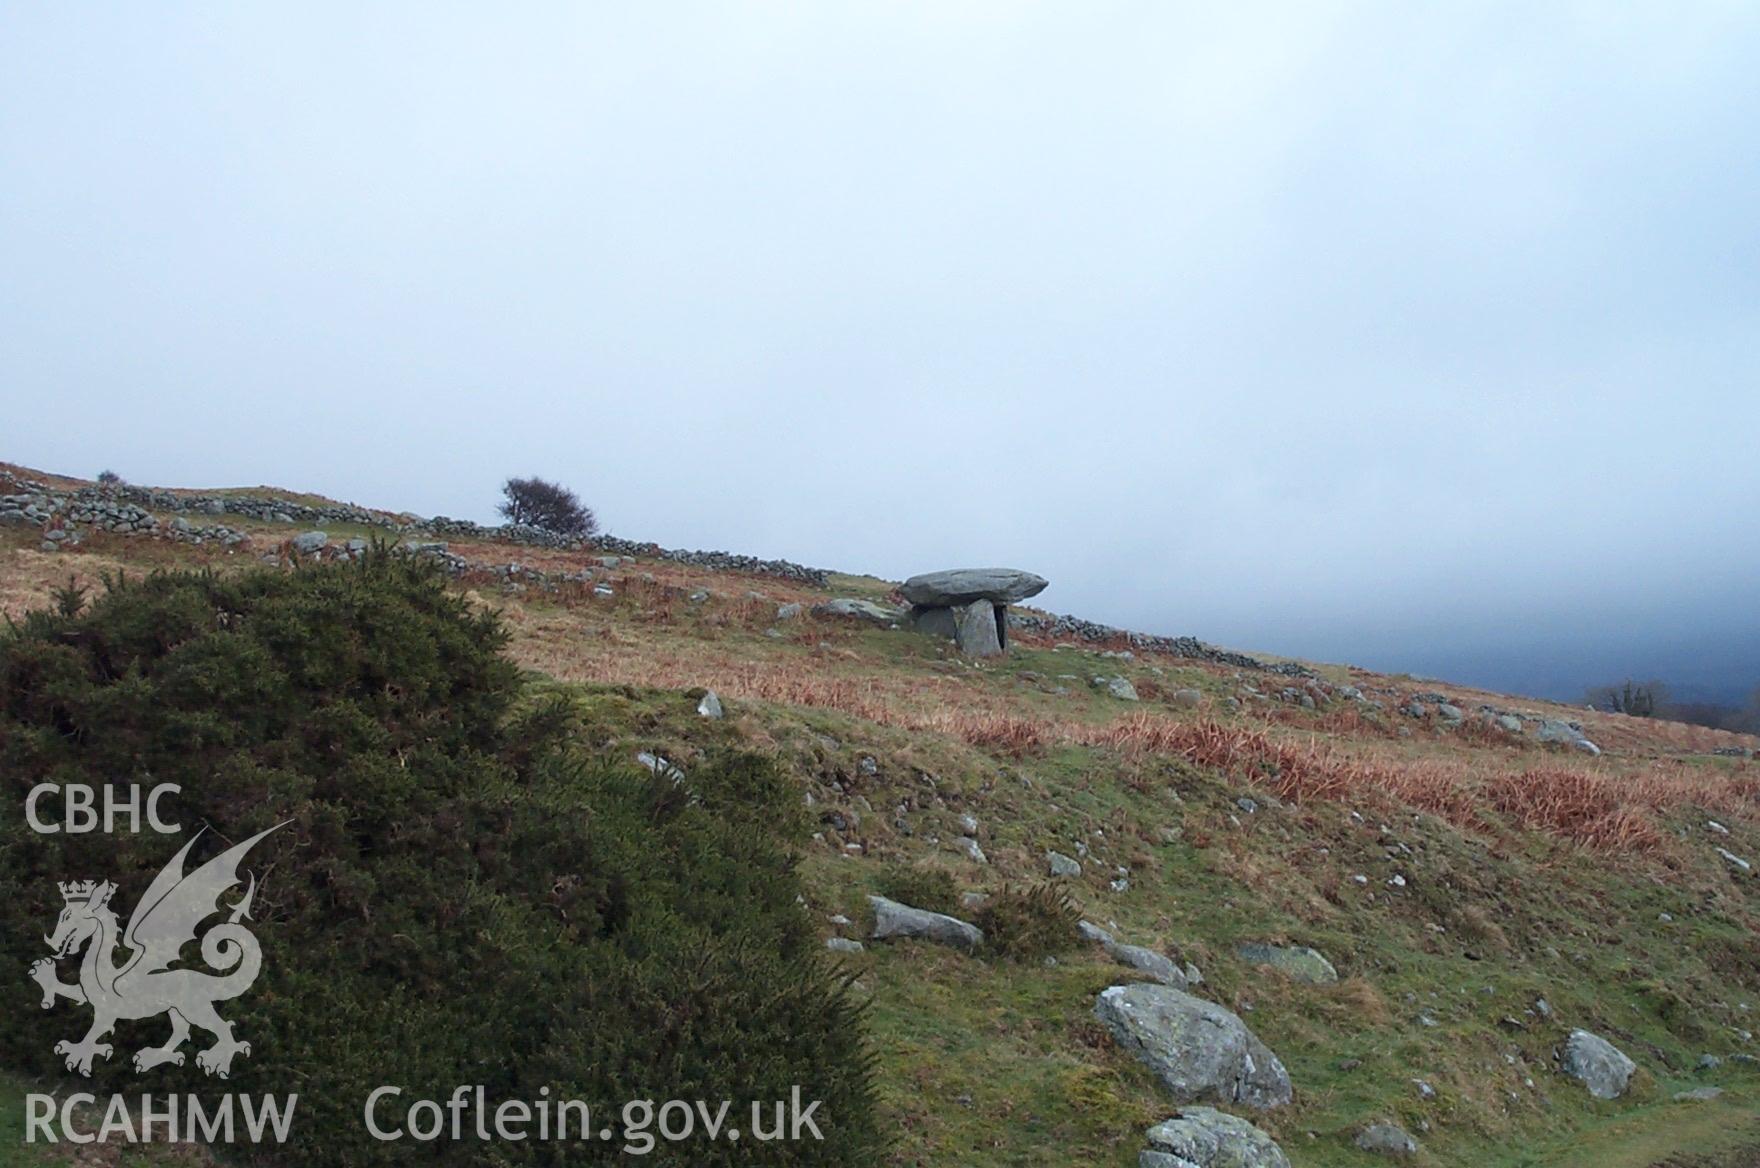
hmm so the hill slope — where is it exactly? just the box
[3,462,1758,1168]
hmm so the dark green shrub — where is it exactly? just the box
[976,884,1081,961]
[0,552,878,1165]
[874,865,959,916]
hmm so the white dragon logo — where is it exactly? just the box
[29,823,286,1079]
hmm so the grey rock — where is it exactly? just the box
[909,605,960,641]
[1675,1086,1723,1102]
[1562,1029,1636,1099]
[1094,983,1293,1109]
[1497,714,1524,733]
[1107,943,1189,989]
[953,597,1003,658]
[1235,943,1339,985]
[1537,718,1601,755]
[635,752,684,781]
[1048,851,1083,878]
[697,690,724,719]
[291,530,328,554]
[776,602,802,621]
[867,895,983,951]
[1098,676,1140,701]
[825,937,865,954]
[1437,703,1464,722]
[1170,688,1204,709]
[1716,847,1752,872]
[1141,1106,1289,1168]
[1077,920,1115,945]
[1355,1122,1419,1157]
[900,568,1049,607]
[954,836,988,864]
[813,598,902,624]
[958,813,980,836]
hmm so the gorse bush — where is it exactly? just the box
[0,552,878,1165]
[975,884,1081,962]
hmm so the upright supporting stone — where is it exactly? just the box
[954,598,1003,657]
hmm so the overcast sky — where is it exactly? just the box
[3,5,1757,702]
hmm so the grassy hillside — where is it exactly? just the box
[3,463,1758,1167]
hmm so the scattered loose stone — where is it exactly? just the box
[1716,847,1752,872]
[954,836,988,864]
[1675,1087,1723,1102]
[1093,983,1293,1109]
[1103,942,1188,989]
[813,598,902,624]
[696,690,724,718]
[1170,688,1204,709]
[1139,1106,1289,1168]
[867,895,983,951]
[825,937,864,953]
[1048,851,1083,878]
[1355,1122,1419,1157]
[1236,943,1339,985]
[1095,675,1139,701]
[958,813,980,836]
[1562,1030,1636,1099]
[636,752,684,781]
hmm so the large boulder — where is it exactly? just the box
[868,895,984,951]
[1095,984,1293,1109]
[1139,1106,1289,1168]
[1236,942,1339,985]
[1562,1029,1636,1099]
[900,568,1048,607]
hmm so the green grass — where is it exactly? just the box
[538,675,1760,1167]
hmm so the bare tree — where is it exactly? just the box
[498,476,597,538]
[1585,678,1666,717]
